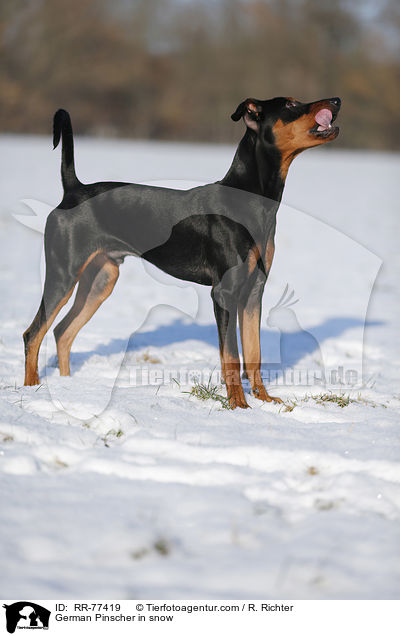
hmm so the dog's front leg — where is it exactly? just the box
[239,273,282,405]
[211,288,249,409]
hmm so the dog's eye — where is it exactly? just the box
[285,100,298,109]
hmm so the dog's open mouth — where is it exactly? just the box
[310,108,339,138]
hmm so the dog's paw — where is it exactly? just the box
[253,385,283,404]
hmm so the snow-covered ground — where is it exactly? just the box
[0,134,399,599]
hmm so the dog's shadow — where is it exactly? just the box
[45,316,383,378]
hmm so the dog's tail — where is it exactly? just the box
[53,109,81,191]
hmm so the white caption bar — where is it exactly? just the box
[1,600,398,635]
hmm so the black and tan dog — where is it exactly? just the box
[23,96,341,408]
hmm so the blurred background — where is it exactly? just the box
[1,0,399,149]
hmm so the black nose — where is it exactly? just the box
[330,97,341,108]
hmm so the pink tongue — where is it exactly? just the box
[315,108,332,130]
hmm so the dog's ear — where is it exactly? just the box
[231,99,262,131]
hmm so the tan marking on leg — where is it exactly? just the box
[24,287,75,386]
[247,244,261,276]
[239,303,282,404]
[222,350,249,409]
[264,237,275,273]
[56,256,119,376]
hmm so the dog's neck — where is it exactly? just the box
[219,129,286,203]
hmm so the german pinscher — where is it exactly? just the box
[23,96,341,408]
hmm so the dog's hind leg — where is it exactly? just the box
[23,271,77,386]
[53,253,119,376]
[23,247,106,386]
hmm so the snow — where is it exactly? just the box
[0,134,399,599]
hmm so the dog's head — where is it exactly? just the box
[231,96,341,176]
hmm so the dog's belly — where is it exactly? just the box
[142,238,214,286]
[141,213,255,287]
